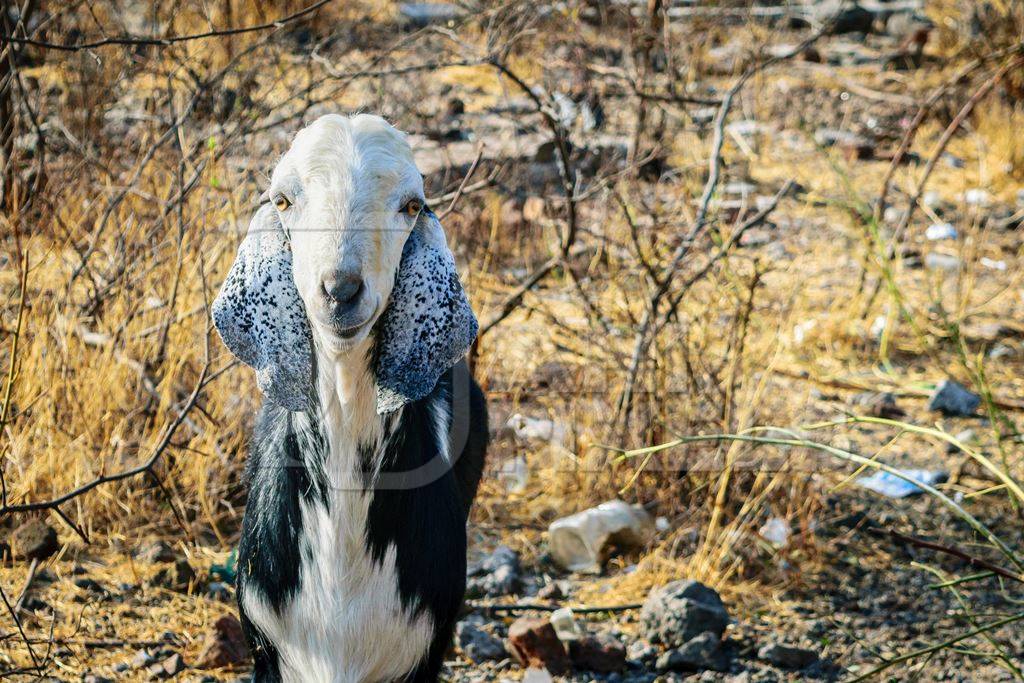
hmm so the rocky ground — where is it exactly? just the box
[2,0,1024,680]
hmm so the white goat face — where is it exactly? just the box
[268,114,424,352]
[213,114,478,413]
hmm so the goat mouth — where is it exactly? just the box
[330,301,379,340]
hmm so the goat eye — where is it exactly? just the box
[401,199,423,217]
[274,195,292,211]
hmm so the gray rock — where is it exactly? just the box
[758,642,817,669]
[657,631,728,672]
[147,652,186,679]
[456,616,506,663]
[467,545,521,597]
[927,380,981,417]
[640,580,730,648]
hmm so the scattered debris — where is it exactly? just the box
[507,617,571,674]
[928,379,981,416]
[506,414,567,445]
[857,469,948,498]
[640,579,730,648]
[549,607,582,642]
[547,500,655,573]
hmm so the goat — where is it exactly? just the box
[212,113,488,682]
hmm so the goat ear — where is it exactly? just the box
[375,210,478,414]
[212,204,315,412]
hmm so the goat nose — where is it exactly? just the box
[321,270,364,307]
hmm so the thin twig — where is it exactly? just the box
[885,529,1024,584]
[468,601,642,614]
[0,363,210,514]
[848,612,1024,682]
[1,0,335,50]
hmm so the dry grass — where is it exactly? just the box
[2,0,1023,678]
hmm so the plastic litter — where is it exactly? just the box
[548,500,655,573]
[856,469,948,498]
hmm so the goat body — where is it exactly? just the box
[238,363,487,682]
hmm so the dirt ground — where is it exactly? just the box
[1,0,1023,680]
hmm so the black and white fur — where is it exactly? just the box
[212,114,487,682]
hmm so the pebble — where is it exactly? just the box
[507,616,570,674]
[657,631,728,672]
[567,633,627,673]
[196,615,249,669]
[963,188,991,206]
[758,517,791,547]
[925,223,957,241]
[947,429,976,454]
[135,541,180,564]
[10,519,60,561]
[131,649,154,669]
[757,642,818,669]
[924,253,961,271]
[640,579,730,648]
[147,652,186,679]
[927,380,981,417]
[523,669,554,683]
[152,559,196,593]
[466,545,521,597]
[851,392,905,419]
[457,615,507,663]
[627,639,658,663]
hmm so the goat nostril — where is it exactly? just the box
[322,272,364,306]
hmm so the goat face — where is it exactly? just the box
[268,114,421,352]
[213,114,478,414]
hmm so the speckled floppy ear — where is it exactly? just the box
[212,204,314,412]
[375,209,478,414]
